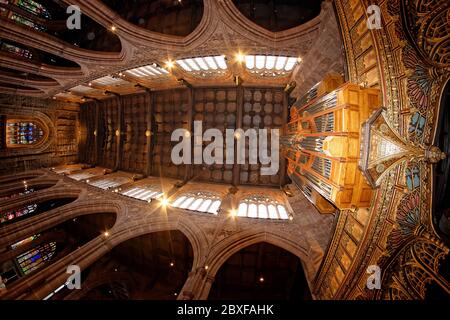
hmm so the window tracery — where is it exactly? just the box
[237,195,290,220]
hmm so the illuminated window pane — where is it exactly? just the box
[275,56,287,70]
[284,57,297,71]
[268,205,278,219]
[255,55,265,69]
[194,58,209,71]
[198,199,212,212]
[245,55,255,69]
[243,55,297,77]
[172,192,221,214]
[177,56,228,73]
[208,200,221,214]
[177,60,192,72]
[248,204,258,218]
[238,203,248,217]
[171,196,186,207]
[215,56,227,70]
[204,57,218,70]
[277,205,289,220]
[17,0,51,19]
[11,234,40,250]
[258,204,268,219]
[189,198,204,211]
[237,196,290,221]
[6,121,44,146]
[126,64,168,78]
[180,197,195,209]
[266,56,276,69]
[1,204,37,224]
[16,242,56,275]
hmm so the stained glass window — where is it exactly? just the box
[0,203,37,224]
[10,13,46,31]
[0,187,34,201]
[171,192,222,214]
[237,195,290,220]
[405,166,420,191]
[10,234,41,250]
[16,242,56,275]
[17,0,51,19]
[6,121,44,146]
[0,41,33,59]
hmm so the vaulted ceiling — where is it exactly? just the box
[0,0,327,101]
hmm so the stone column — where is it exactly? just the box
[178,267,215,300]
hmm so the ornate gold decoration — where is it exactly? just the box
[360,108,446,188]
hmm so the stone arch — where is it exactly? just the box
[0,171,45,187]
[206,230,310,278]
[217,0,323,45]
[107,216,209,271]
[0,179,59,199]
[0,195,124,248]
[47,217,208,300]
[231,0,323,33]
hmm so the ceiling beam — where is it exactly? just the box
[233,83,243,186]
[145,90,153,177]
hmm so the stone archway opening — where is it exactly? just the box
[75,230,194,300]
[208,242,311,300]
[0,212,117,288]
[0,196,78,226]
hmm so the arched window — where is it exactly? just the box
[171,191,222,215]
[0,187,34,201]
[1,203,38,224]
[88,177,129,190]
[10,234,41,250]
[16,0,51,19]
[6,120,44,147]
[121,185,163,202]
[16,242,56,275]
[237,195,290,220]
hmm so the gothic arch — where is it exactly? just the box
[106,216,209,270]
[205,230,310,278]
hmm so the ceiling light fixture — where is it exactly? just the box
[160,198,169,207]
[165,60,175,69]
[111,26,116,32]
[236,52,245,63]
